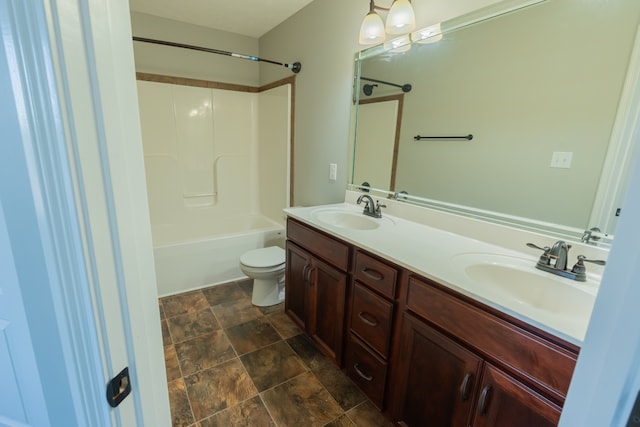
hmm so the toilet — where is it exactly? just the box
[239,246,286,307]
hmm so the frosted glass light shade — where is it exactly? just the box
[359,12,386,45]
[385,0,416,35]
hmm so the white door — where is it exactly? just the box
[0,203,49,427]
[1,0,170,426]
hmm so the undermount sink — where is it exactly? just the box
[451,253,597,324]
[311,208,392,230]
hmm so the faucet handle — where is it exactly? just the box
[376,201,387,210]
[526,243,550,253]
[575,255,606,266]
[571,255,607,281]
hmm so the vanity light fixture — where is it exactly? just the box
[359,0,416,46]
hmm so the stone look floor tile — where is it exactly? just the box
[175,329,236,376]
[162,291,210,318]
[258,301,284,316]
[212,297,263,329]
[266,310,302,339]
[347,401,395,427]
[237,278,254,296]
[164,345,182,382]
[240,341,307,392]
[184,358,257,420]
[325,415,357,427]
[167,379,194,427]
[313,362,367,411]
[202,283,247,306]
[261,371,343,427]
[287,334,334,371]
[160,281,390,426]
[225,318,282,355]
[198,396,275,427]
[161,319,172,346]
[167,308,220,344]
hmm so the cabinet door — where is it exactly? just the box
[285,242,312,331]
[472,364,560,427]
[308,257,347,364]
[393,313,483,427]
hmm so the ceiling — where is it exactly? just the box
[128,0,316,39]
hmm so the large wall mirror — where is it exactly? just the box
[349,0,640,245]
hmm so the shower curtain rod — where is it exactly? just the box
[132,36,302,73]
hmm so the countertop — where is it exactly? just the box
[284,202,601,346]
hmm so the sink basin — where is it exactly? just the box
[451,253,598,334]
[312,210,381,230]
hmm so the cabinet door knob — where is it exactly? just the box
[459,373,473,402]
[353,363,374,381]
[358,311,379,327]
[477,385,492,415]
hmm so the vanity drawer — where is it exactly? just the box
[405,276,577,402]
[353,251,398,299]
[345,333,387,409]
[287,218,350,271]
[350,282,394,358]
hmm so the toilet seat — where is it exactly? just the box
[240,246,285,268]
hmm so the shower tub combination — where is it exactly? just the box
[136,79,291,298]
[152,214,284,297]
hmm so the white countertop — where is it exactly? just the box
[285,200,603,346]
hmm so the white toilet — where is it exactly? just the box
[239,246,286,307]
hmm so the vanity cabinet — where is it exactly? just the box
[284,217,578,426]
[344,251,399,408]
[285,219,350,364]
[391,276,571,426]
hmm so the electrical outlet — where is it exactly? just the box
[550,151,573,168]
[329,163,337,181]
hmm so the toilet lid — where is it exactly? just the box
[240,246,285,268]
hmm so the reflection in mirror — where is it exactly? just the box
[349,0,640,245]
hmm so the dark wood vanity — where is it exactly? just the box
[285,217,579,426]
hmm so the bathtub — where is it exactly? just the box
[152,214,285,297]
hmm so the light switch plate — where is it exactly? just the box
[329,163,337,181]
[550,151,573,168]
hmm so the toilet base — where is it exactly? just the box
[251,277,285,307]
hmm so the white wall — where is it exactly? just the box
[131,12,260,86]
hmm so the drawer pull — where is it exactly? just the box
[459,373,473,402]
[358,311,379,327]
[477,385,492,415]
[353,363,373,381]
[302,264,310,283]
[362,267,384,281]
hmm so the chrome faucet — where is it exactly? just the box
[357,194,385,218]
[581,227,602,245]
[526,241,606,282]
[548,240,570,270]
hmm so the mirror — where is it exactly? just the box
[349,0,640,244]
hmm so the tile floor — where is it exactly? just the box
[160,278,394,427]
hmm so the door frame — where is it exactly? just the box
[1,0,170,425]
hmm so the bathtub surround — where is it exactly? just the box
[137,75,291,296]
